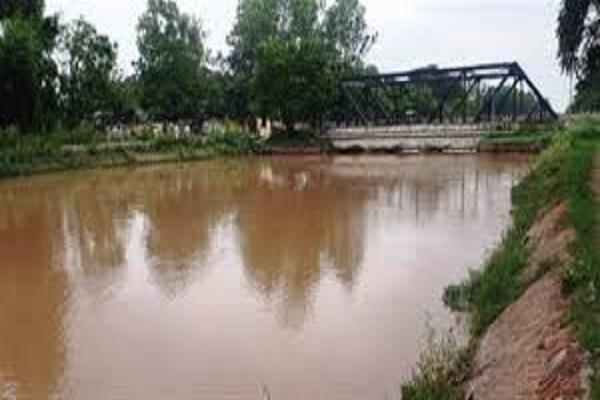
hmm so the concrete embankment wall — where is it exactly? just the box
[326,124,502,152]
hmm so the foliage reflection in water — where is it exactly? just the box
[0,155,529,399]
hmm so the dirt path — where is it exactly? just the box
[467,204,585,399]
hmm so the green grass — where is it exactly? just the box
[444,126,573,335]
[558,117,600,397]
[0,129,264,177]
[404,115,600,398]
[265,129,329,149]
[480,126,556,150]
[401,327,470,400]
[445,117,599,338]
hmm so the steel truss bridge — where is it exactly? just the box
[332,62,558,128]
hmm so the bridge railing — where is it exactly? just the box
[332,62,558,128]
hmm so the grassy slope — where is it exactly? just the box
[402,116,600,399]
[0,130,264,178]
[479,126,556,152]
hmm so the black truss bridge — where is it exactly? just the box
[334,62,558,127]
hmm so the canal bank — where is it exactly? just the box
[0,130,265,178]
[0,126,555,180]
[402,115,600,399]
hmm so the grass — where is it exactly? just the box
[558,117,600,397]
[264,129,330,150]
[401,325,470,400]
[403,115,600,398]
[444,125,573,335]
[479,125,557,151]
[0,129,264,178]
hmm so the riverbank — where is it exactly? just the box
[402,115,600,399]
[0,130,264,178]
[478,127,556,153]
[0,126,553,179]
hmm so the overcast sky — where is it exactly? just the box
[46,0,572,111]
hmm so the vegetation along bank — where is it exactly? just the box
[402,115,600,399]
[0,129,265,178]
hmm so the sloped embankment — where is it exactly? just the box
[402,116,600,400]
[464,119,600,400]
[467,203,585,399]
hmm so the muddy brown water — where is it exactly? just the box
[0,154,530,400]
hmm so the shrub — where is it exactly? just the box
[401,326,468,400]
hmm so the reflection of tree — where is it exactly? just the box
[236,162,368,328]
[62,174,133,294]
[137,164,247,297]
[0,189,67,399]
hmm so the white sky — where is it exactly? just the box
[46,0,572,111]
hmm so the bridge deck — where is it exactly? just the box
[326,123,514,152]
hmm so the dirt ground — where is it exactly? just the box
[467,203,586,400]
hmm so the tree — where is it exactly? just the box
[323,0,377,68]
[227,0,280,76]
[0,8,59,132]
[228,0,375,127]
[254,37,336,130]
[0,17,44,129]
[557,0,599,74]
[557,0,600,110]
[0,0,44,20]
[226,0,291,121]
[59,18,119,126]
[136,0,210,122]
[571,44,600,111]
[110,75,142,123]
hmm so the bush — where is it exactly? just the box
[204,131,264,155]
[401,326,468,400]
[0,128,264,177]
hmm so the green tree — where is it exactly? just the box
[0,0,44,20]
[226,0,287,121]
[228,0,375,127]
[557,0,600,110]
[59,18,119,126]
[0,11,59,132]
[136,0,210,122]
[227,0,280,76]
[111,75,142,123]
[571,44,600,111]
[254,37,336,130]
[0,17,44,129]
[323,0,376,68]
[557,0,599,74]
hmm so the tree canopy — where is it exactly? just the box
[557,0,600,111]
[323,0,377,67]
[136,0,210,122]
[227,0,376,128]
[0,1,59,132]
[59,18,119,125]
[0,0,45,20]
[0,0,379,133]
[254,36,337,129]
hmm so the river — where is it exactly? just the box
[0,154,530,399]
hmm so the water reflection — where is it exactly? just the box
[0,154,530,399]
[62,176,131,297]
[140,168,232,296]
[0,184,68,399]
[237,159,368,326]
